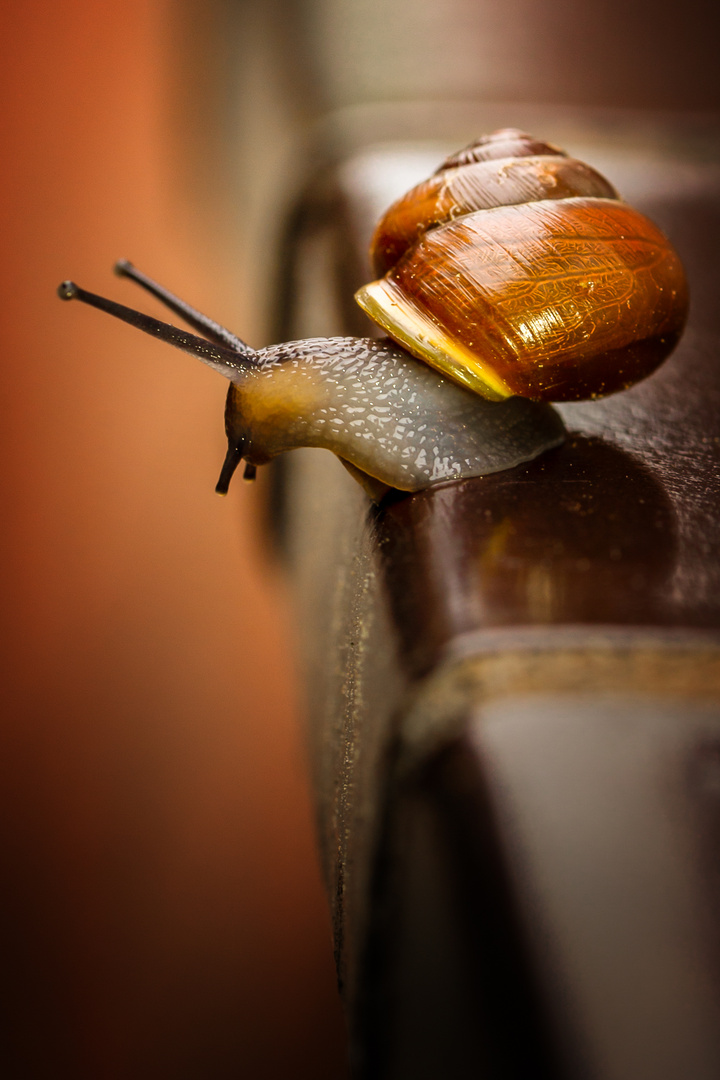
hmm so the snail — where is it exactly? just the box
[57,129,687,499]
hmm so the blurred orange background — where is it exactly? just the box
[0,2,346,1076]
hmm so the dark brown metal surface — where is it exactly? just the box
[276,113,720,1078]
[375,436,681,676]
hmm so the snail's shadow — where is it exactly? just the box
[372,435,678,677]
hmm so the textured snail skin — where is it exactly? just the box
[224,336,566,492]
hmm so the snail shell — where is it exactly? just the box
[356,129,688,402]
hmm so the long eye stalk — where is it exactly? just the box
[114,260,254,359]
[57,280,255,378]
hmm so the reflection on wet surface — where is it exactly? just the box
[374,436,685,675]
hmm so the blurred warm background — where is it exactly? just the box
[0,2,346,1077]
[1,0,717,1077]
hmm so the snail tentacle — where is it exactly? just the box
[58,281,257,377]
[114,260,255,359]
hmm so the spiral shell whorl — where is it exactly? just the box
[435,128,566,171]
[359,131,688,402]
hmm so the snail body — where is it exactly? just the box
[223,336,565,493]
[57,130,688,497]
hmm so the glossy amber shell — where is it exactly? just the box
[357,197,688,402]
[370,155,619,277]
[436,128,566,171]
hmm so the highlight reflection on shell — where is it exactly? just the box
[356,131,688,402]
